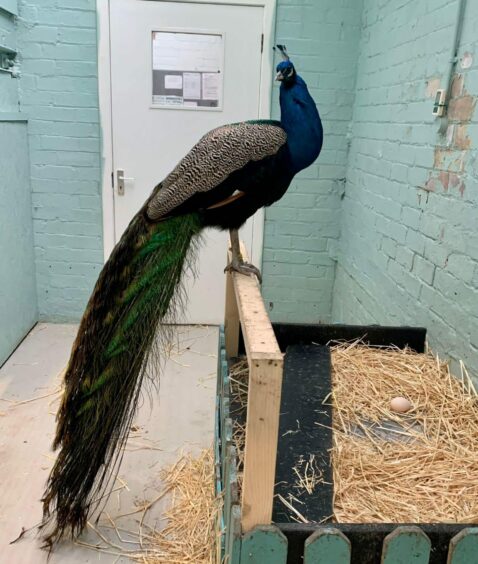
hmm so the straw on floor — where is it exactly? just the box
[230,343,478,524]
[81,448,221,563]
[140,448,222,563]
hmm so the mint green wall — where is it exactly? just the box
[332,0,478,378]
[17,0,103,321]
[262,0,363,322]
[0,3,37,364]
[4,0,478,381]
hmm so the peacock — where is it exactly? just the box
[41,45,323,546]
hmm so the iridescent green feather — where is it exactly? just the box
[41,211,202,546]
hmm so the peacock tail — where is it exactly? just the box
[41,210,202,546]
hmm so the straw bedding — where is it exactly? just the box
[231,343,478,524]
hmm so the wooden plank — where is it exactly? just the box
[217,326,225,395]
[304,528,351,564]
[225,268,240,358]
[240,526,288,564]
[382,526,431,564]
[226,241,284,532]
[220,367,230,425]
[226,504,242,564]
[228,443,239,506]
[447,528,478,564]
[224,444,237,523]
[218,352,227,404]
[278,522,471,563]
[223,444,233,550]
[241,357,283,532]
[230,252,282,363]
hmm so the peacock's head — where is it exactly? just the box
[275,45,296,86]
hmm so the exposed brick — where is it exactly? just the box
[332,0,478,383]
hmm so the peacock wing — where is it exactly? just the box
[146,120,287,220]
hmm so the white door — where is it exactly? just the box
[109,0,265,324]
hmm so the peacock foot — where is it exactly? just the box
[225,259,262,283]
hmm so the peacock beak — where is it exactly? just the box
[275,71,284,81]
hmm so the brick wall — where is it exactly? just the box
[17,0,103,321]
[261,0,363,323]
[332,0,478,378]
[0,5,37,363]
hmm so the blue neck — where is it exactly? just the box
[280,75,323,174]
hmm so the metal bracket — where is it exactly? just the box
[0,44,17,76]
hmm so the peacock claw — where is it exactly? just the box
[225,260,262,283]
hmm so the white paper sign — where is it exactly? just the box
[183,72,201,99]
[164,75,183,89]
[202,73,220,100]
[153,32,222,72]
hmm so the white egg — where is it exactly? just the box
[390,396,412,413]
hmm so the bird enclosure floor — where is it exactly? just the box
[0,323,218,564]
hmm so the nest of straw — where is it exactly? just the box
[230,343,478,524]
[332,342,478,523]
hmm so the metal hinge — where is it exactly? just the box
[261,34,264,53]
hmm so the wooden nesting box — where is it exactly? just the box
[216,249,478,563]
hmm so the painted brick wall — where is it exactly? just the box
[332,0,478,378]
[0,121,37,364]
[17,0,103,321]
[261,0,363,323]
[0,5,38,363]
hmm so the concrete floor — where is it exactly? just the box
[0,323,218,563]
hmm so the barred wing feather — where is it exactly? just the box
[146,121,287,220]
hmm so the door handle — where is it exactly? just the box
[116,169,134,196]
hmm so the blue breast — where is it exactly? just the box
[280,76,323,174]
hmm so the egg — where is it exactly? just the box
[390,396,412,413]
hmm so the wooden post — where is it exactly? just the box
[224,242,284,533]
[225,268,240,358]
[241,356,283,531]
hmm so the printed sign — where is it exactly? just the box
[152,31,224,109]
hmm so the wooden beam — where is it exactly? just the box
[224,268,240,358]
[241,356,283,531]
[224,242,283,532]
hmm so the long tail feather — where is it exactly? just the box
[41,210,202,546]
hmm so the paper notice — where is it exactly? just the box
[164,74,183,90]
[153,95,183,106]
[183,72,201,99]
[202,73,220,101]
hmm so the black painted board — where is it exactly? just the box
[272,345,333,524]
[278,522,471,564]
[272,323,427,353]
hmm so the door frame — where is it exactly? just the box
[97,0,278,261]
